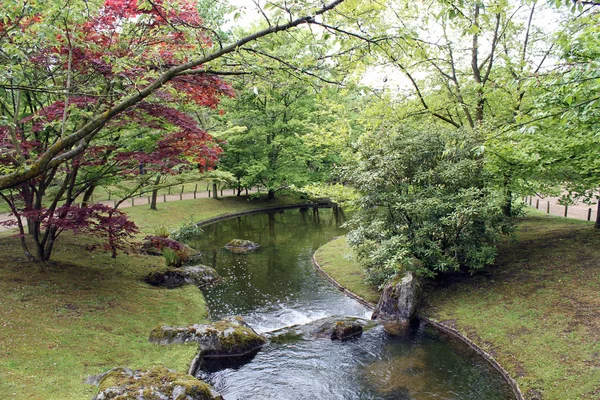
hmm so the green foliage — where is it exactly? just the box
[170,217,203,243]
[214,77,319,196]
[526,9,600,205]
[162,248,181,268]
[345,127,512,284]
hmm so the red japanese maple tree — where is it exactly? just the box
[0,0,232,261]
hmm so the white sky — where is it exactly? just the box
[221,0,563,92]
[224,0,264,29]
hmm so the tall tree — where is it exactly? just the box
[0,0,347,191]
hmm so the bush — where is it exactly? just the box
[142,235,196,267]
[169,217,203,243]
[344,127,513,284]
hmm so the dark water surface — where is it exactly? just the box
[189,207,514,400]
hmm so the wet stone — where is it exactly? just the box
[145,265,221,289]
[224,239,260,254]
[315,319,364,340]
[149,316,266,373]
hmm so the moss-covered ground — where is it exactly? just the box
[0,194,305,399]
[315,211,600,400]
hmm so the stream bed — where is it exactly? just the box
[189,207,514,400]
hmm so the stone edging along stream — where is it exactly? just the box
[191,204,523,399]
[194,201,334,227]
[311,247,525,400]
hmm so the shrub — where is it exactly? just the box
[169,217,203,243]
[344,127,513,285]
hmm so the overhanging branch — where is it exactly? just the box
[0,0,346,191]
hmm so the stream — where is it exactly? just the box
[189,207,514,400]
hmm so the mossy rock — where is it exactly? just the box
[315,319,363,340]
[92,366,223,399]
[372,271,423,321]
[145,265,220,289]
[224,239,260,254]
[149,316,266,371]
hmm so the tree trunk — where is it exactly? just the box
[267,189,275,200]
[501,189,512,217]
[212,182,218,199]
[150,175,161,210]
[43,232,57,261]
[595,200,600,229]
[81,184,96,207]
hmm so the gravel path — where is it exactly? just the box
[527,195,598,222]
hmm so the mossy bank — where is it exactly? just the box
[0,194,307,399]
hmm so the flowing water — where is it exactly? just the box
[189,207,515,400]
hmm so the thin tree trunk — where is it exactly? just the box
[212,182,218,199]
[595,200,600,229]
[501,175,513,217]
[502,189,512,218]
[81,184,96,206]
[150,175,161,210]
[43,231,57,261]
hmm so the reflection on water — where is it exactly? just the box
[189,208,514,400]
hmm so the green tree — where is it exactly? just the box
[345,126,511,283]
[526,7,600,227]
[216,77,319,199]
[322,0,571,216]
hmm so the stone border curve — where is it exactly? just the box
[193,204,524,400]
[195,202,333,228]
[311,244,525,400]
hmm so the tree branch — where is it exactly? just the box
[0,0,346,191]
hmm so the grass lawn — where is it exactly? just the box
[0,193,307,399]
[313,236,380,305]
[124,192,307,234]
[315,211,600,400]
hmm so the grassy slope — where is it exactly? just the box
[125,193,306,234]
[0,194,305,400]
[313,236,380,304]
[315,211,600,400]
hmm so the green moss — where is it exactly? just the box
[149,326,179,343]
[97,366,220,399]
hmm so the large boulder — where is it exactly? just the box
[224,239,260,254]
[315,320,363,340]
[372,271,423,321]
[149,316,266,362]
[145,265,220,289]
[92,366,223,400]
